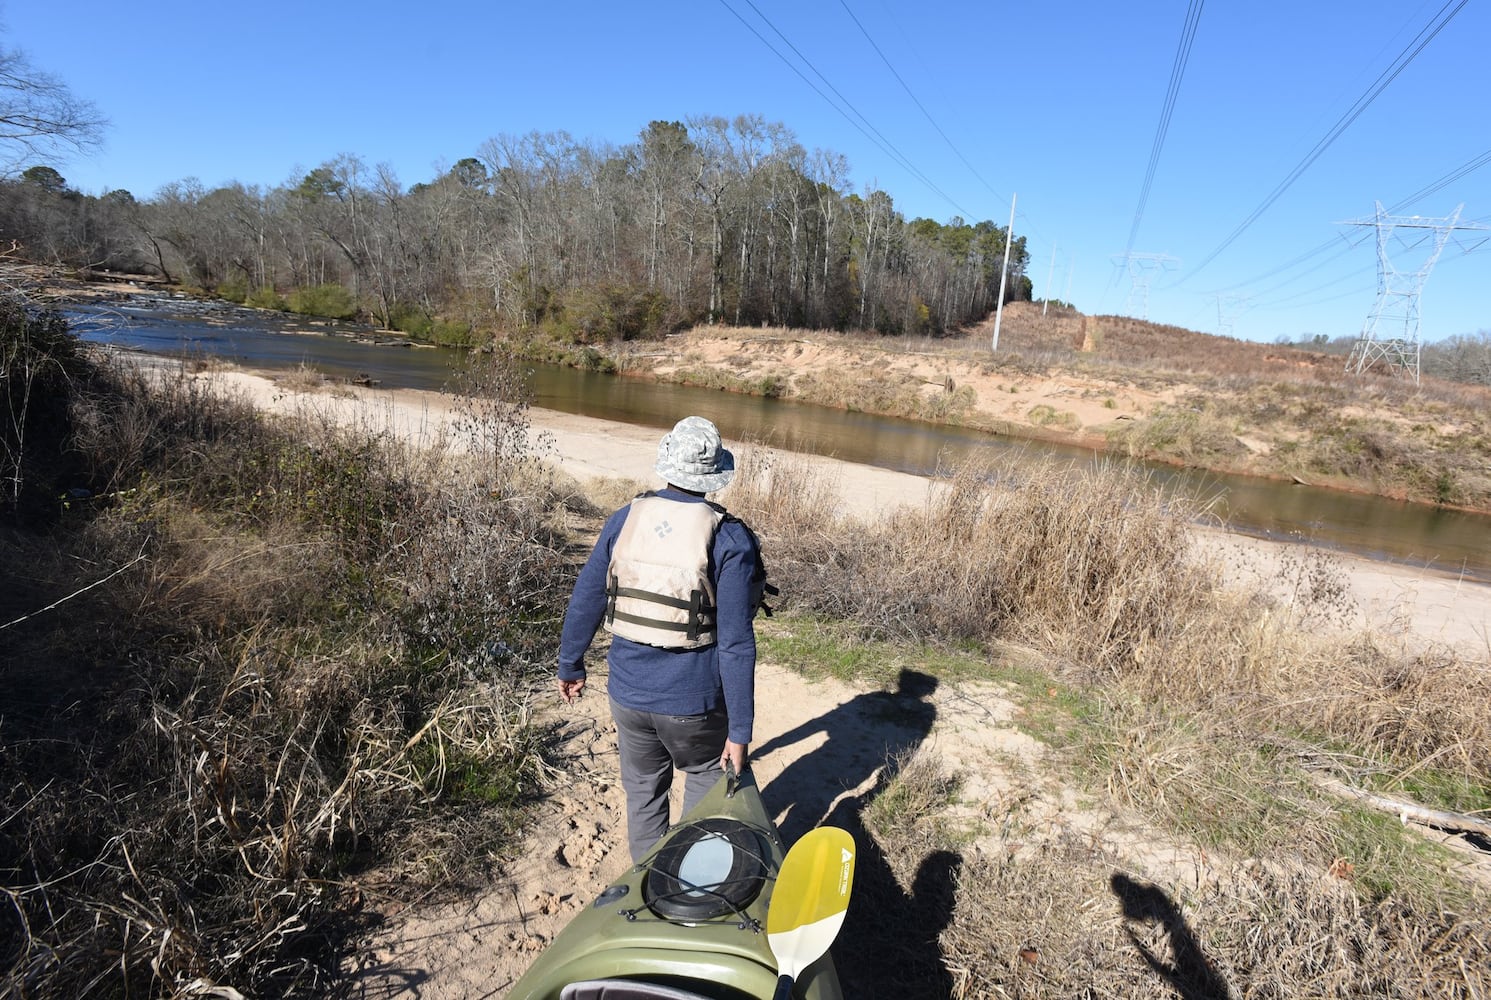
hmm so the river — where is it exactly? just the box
[67,295,1491,583]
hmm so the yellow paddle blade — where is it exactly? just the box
[767,826,855,981]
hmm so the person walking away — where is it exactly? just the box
[557,416,769,863]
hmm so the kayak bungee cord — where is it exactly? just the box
[618,820,779,930]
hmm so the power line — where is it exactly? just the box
[835,0,1007,211]
[1255,282,1376,318]
[831,0,1063,267]
[1125,0,1205,258]
[1208,145,1491,296]
[1257,267,1368,309]
[716,0,976,220]
[1180,0,1469,284]
[1393,146,1491,208]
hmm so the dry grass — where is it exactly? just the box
[733,445,1491,790]
[728,439,1489,993]
[1,332,577,997]
[936,839,1490,999]
[837,745,1490,1000]
[273,360,331,394]
[732,449,1219,671]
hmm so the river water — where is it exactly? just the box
[68,296,1491,582]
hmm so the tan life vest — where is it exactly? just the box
[604,494,727,649]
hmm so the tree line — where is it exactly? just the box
[1275,331,1491,387]
[0,115,1032,343]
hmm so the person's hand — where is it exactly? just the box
[720,739,748,775]
[559,677,586,704]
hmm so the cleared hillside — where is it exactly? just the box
[604,303,1491,513]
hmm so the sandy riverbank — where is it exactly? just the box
[184,364,1489,659]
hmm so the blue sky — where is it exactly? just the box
[7,0,1488,344]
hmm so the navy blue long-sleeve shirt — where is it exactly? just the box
[558,488,759,745]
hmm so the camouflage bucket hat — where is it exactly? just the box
[655,416,736,493]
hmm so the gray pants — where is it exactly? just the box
[610,698,728,862]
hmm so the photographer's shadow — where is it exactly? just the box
[1111,872,1232,1000]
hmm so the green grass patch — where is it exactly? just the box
[863,750,971,850]
[516,340,619,373]
[1026,403,1080,430]
[1382,769,1491,816]
[1325,802,1472,905]
[245,285,289,310]
[669,365,773,396]
[757,613,996,687]
[1106,402,1247,460]
[287,283,358,320]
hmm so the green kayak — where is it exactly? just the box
[507,767,845,1000]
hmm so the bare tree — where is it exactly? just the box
[638,121,694,296]
[809,149,850,325]
[0,92,1026,340]
[0,44,106,176]
[1425,330,1491,385]
[850,186,897,330]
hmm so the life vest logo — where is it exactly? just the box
[653,520,673,540]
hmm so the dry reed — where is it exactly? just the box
[732,441,1489,996]
[1,338,574,997]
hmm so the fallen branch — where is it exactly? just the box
[1320,778,1491,841]
[0,549,147,631]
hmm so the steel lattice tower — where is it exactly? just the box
[1342,202,1487,383]
[1214,293,1252,339]
[1111,252,1180,320]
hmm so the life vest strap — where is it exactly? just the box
[609,609,698,633]
[610,585,715,616]
[605,576,716,641]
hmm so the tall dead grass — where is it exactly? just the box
[732,450,1221,671]
[1,345,574,997]
[733,445,1491,786]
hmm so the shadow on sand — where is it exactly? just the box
[755,670,961,999]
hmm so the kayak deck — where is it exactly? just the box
[507,768,843,1000]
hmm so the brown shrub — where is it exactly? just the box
[736,451,1218,672]
[1,349,570,998]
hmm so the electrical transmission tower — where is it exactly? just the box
[1111,252,1180,320]
[1342,202,1488,383]
[1214,293,1252,338]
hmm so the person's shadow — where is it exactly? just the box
[754,670,961,999]
[753,668,939,844]
[824,787,962,999]
[1111,872,1232,1000]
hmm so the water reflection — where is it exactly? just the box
[70,299,469,392]
[71,298,1491,582]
